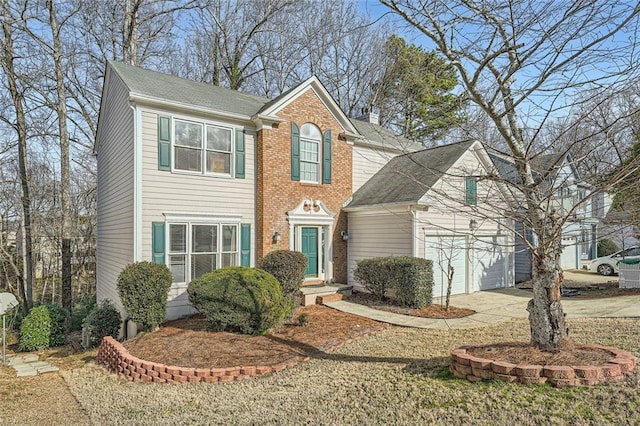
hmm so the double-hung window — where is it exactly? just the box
[173,119,233,176]
[174,121,203,172]
[167,222,239,284]
[299,123,322,183]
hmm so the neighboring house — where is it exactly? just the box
[345,140,516,298]
[490,152,610,282]
[599,208,640,251]
[96,61,515,320]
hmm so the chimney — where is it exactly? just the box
[358,108,379,125]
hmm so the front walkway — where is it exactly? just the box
[324,288,640,330]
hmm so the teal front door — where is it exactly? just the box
[301,227,319,277]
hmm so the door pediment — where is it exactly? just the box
[287,199,335,226]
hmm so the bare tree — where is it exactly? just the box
[0,0,35,313]
[382,0,640,349]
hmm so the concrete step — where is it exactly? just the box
[300,284,352,306]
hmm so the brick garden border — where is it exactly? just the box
[96,323,386,383]
[450,344,637,387]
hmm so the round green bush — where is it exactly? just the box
[187,266,294,335]
[19,305,52,351]
[261,250,307,298]
[598,239,620,257]
[117,261,172,330]
[45,304,68,347]
[83,300,121,347]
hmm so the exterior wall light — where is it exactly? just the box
[341,231,349,241]
[273,231,281,243]
[469,219,478,231]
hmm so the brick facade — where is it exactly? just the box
[256,89,353,283]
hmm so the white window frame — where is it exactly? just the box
[166,221,240,286]
[299,123,321,183]
[172,117,235,177]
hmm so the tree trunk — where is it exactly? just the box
[1,0,34,312]
[527,255,568,350]
[47,0,73,326]
[445,263,454,311]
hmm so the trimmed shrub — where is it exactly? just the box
[598,239,620,257]
[19,305,52,351]
[261,250,307,298]
[354,258,390,299]
[45,304,68,347]
[354,256,433,308]
[387,257,433,308]
[188,266,294,335]
[83,300,121,347]
[117,261,172,330]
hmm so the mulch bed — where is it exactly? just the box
[121,305,387,369]
[347,291,475,319]
[467,340,613,366]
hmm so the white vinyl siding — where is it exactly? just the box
[140,111,255,319]
[352,144,401,192]
[96,72,135,316]
[347,211,413,287]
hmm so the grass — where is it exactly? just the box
[42,317,640,425]
[1,316,639,425]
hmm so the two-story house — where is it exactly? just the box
[96,61,516,320]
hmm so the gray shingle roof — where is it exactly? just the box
[108,61,269,117]
[349,119,424,152]
[347,140,476,208]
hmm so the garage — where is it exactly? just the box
[560,235,578,270]
[474,236,508,290]
[425,236,468,299]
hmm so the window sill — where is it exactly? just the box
[170,169,235,179]
[299,181,322,187]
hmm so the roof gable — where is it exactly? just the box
[258,76,359,136]
[347,140,482,208]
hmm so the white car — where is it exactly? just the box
[588,246,640,276]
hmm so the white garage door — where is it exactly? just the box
[425,236,467,299]
[474,237,507,291]
[560,236,578,270]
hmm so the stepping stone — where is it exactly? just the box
[35,365,59,374]
[14,366,37,377]
[30,361,51,368]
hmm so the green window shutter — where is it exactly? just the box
[157,116,171,171]
[291,122,300,181]
[235,128,245,179]
[465,177,477,205]
[240,224,251,266]
[323,129,332,184]
[152,222,166,264]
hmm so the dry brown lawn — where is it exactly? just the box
[3,306,640,425]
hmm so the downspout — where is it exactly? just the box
[410,207,418,257]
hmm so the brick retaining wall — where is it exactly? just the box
[450,344,637,387]
[96,324,386,383]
